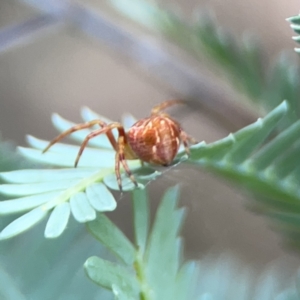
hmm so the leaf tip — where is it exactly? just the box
[84,256,99,272]
[292,35,300,41]
[280,100,289,112]
[80,106,91,116]
[51,113,64,126]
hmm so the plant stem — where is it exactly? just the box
[134,250,152,300]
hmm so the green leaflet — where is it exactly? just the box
[44,202,71,238]
[87,214,136,266]
[84,257,140,297]
[190,101,287,162]
[173,262,198,300]
[103,172,145,191]
[288,15,300,53]
[0,192,61,215]
[0,207,48,240]
[144,186,186,300]
[112,284,135,300]
[18,144,115,167]
[86,183,117,212]
[224,101,288,164]
[70,192,97,223]
[188,101,288,164]
[0,168,97,183]
[0,179,81,196]
[288,15,300,25]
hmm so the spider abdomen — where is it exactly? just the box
[127,116,181,165]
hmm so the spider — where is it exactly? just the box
[43,100,197,191]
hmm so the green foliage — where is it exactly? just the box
[184,101,300,248]
[0,183,300,299]
[1,3,300,298]
[85,257,140,299]
[1,101,300,251]
[0,221,113,300]
[111,0,300,129]
[0,109,160,239]
[194,255,300,299]
[85,186,198,300]
[288,15,300,53]
[87,214,136,265]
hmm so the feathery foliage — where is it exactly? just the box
[0,218,113,299]
[86,187,300,299]
[85,186,198,300]
[184,100,300,249]
[288,15,300,53]
[193,254,300,299]
[0,109,161,239]
[1,101,300,251]
[1,2,300,299]
[111,0,300,129]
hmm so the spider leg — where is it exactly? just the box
[151,99,184,115]
[42,119,116,153]
[115,151,122,192]
[74,122,122,167]
[185,134,198,145]
[180,131,197,156]
[73,123,137,191]
[117,135,138,188]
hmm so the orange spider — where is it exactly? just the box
[43,100,196,191]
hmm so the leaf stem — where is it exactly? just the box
[134,250,152,300]
[41,168,115,211]
[40,160,143,211]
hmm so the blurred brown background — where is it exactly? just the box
[0,0,299,273]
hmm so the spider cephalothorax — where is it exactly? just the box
[43,100,196,191]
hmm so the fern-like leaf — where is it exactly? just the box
[0,222,113,299]
[111,0,300,128]
[0,109,161,239]
[0,99,296,247]
[288,15,300,53]
[1,184,300,299]
[180,100,300,248]
[85,187,300,299]
[85,186,198,300]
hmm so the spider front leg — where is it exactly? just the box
[42,119,115,153]
[115,134,138,192]
[73,123,138,191]
[72,123,118,167]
